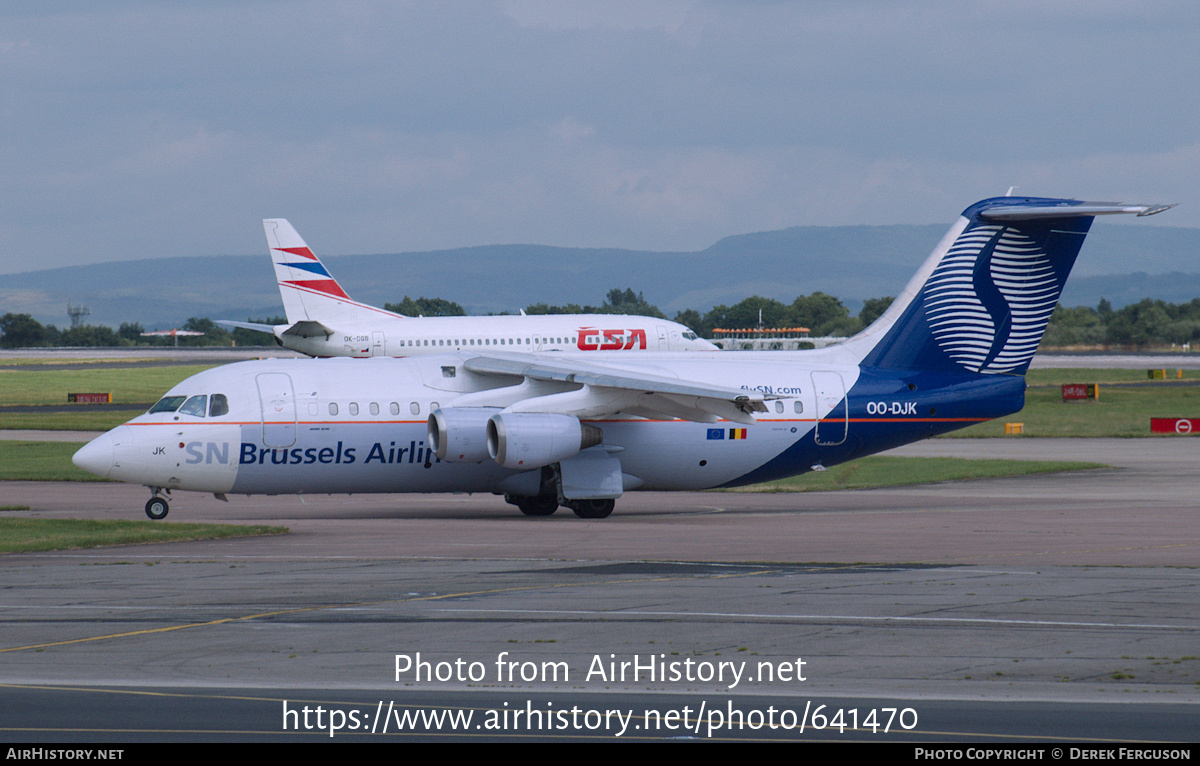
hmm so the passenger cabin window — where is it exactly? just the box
[775,401,784,414]
[149,395,186,414]
[369,402,380,416]
[390,402,400,416]
[410,402,420,416]
[209,394,229,417]
[794,401,804,414]
[329,403,339,416]
[178,395,208,417]
[349,402,359,416]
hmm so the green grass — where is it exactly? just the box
[0,357,143,367]
[0,441,104,481]
[0,411,136,432]
[731,456,1106,493]
[947,368,1200,438]
[1026,367,1196,385]
[0,363,220,431]
[0,364,217,407]
[0,518,287,553]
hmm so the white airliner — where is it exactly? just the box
[75,196,1171,520]
[219,220,716,357]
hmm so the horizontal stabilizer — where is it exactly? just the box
[215,320,277,334]
[980,202,1176,221]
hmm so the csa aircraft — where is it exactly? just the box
[219,220,716,357]
[75,196,1171,520]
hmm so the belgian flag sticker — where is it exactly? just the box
[729,428,748,440]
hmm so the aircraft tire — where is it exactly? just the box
[569,499,615,519]
[145,497,169,521]
[517,496,559,517]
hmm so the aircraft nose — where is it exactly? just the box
[72,432,115,479]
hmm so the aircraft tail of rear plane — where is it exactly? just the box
[840,197,1174,376]
[264,219,401,327]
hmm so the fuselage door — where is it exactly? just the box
[256,372,296,448]
[811,371,847,446]
[372,331,385,356]
[656,325,669,351]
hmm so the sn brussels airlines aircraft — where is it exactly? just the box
[76,196,1171,520]
[219,220,716,357]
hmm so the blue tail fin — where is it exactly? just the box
[847,197,1172,375]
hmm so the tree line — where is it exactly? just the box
[4,291,1200,350]
[388,288,894,338]
[0,315,284,349]
[1041,298,1200,349]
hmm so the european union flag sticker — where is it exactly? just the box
[706,428,724,440]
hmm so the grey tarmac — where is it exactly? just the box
[3,367,1199,739]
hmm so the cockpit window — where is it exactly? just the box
[209,394,229,417]
[178,395,208,417]
[148,395,187,413]
[682,331,698,341]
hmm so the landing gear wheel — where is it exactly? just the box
[145,497,169,520]
[568,498,615,519]
[517,496,559,517]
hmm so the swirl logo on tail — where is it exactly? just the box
[923,224,1056,374]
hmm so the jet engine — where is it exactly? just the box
[487,412,602,469]
[428,407,499,463]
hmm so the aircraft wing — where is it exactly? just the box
[457,353,772,425]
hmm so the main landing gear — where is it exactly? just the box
[504,465,618,519]
[144,489,170,520]
[564,498,615,519]
[507,495,616,519]
[514,494,559,517]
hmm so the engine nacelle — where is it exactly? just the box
[487,412,603,469]
[428,407,499,463]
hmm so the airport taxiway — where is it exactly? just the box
[1,437,1198,740]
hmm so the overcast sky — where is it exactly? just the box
[3,1,1198,274]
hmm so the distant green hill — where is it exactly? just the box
[2,222,1197,329]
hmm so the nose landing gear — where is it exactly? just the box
[144,489,170,520]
